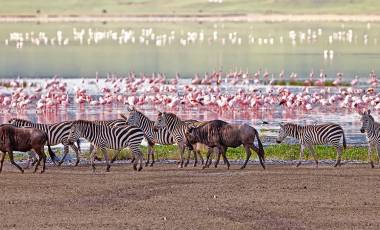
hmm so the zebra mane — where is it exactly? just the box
[163,112,183,122]
[9,118,33,124]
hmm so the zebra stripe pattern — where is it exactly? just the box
[122,107,174,166]
[8,118,81,166]
[153,112,203,168]
[67,120,145,171]
[276,122,346,167]
[360,109,380,168]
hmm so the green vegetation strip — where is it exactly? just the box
[62,144,371,162]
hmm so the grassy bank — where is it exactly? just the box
[74,144,371,162]
[0,0,379,16]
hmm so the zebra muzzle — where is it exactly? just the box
[360,129,365,133]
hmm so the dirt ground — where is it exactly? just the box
[0,163,380,230]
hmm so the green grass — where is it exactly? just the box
[9,144,374,163]
[77,144,372,162]
[0,0,379,16]
[272,80,351,87]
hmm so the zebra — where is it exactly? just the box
[91,119,128,163]
[276,122,346,167]
[359,109,380,168]
[153,111,208,168]
[121,107,205,167]
[8,118,81,166]
[121,107,174,167]
[67,120,145,171]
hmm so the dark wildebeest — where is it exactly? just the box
[185,120,265,169]
[0,124,56,173]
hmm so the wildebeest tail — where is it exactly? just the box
[47,144,57,165]
[255,129,265,162]
[76,139,81,152]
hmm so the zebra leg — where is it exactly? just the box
[145,145,152,167]
[58,145,70,166]
[101,149,111,172]
[368,143,374,168]
[307,145,319,168]
[297,145,305,167]
[70,144,81,166]
[131,146,143,171]
[150,148,155,167]
[90,146,97,172]
[110,150,120,163]
[9,151,24,174]
[241,145,252,169]
[376,144,380,168]
[334,146,342,167]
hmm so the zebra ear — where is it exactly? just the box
[120,113,128,120]
[126,106,133,112]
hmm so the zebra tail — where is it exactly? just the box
[76,139,81,152]
[342,130,347,150]
[255,129,265,162]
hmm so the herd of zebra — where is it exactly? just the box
[0,107,379,174]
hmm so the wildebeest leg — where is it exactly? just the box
[58,145,70,166]
[184,148,191,167]
[219,146,230,169]
[368,143,374,168]
[35,147,47,173]
[203,147,213,169]
[250,145,265,169]
[193,150,198,167]
[214,149,221,168]
[9,151,24,174]
[297,145,305,167]
[197,150,204,166]
[178,144,185,168]
[241,145,252,169]
[70,144,81,166]
[307,145,318,168]
[101,149,111,172]
[0,151,5,173]
[334,146,342,167]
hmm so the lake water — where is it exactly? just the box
[0,21,379,79]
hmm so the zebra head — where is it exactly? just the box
[276,123,289,143]
[153,111,166,131]
[360,109,374,133]
[68,121,82,145]
[122,107,140,127]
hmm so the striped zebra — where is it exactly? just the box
[153,111,207,168]
[8,118,81,166]
[67,120,145,171]
[276,122,346,167]
[359,109,380,168]
[91,119,128,163]
[121,107,174,167]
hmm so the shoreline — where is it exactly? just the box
[1,14,380,23]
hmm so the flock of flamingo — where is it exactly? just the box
[0,70,378,118]
[4,23,376,60]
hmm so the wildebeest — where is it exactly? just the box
[0,124,56,173]
[185,120,265,169]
